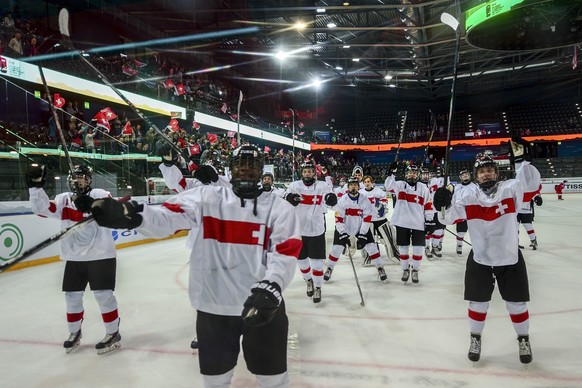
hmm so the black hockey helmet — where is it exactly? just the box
[405,164,419,185]
[473,155,498,191]
[459,169,471,184]
[204,149,224,174]
[347,176,360,195]
[419,167,430,183]
[68,164,93,195]
[261,172,274,191]
[301,160,316,185]
[229,145,263,198]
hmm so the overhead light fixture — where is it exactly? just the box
[316,8,326,13]
[343,2,350,5]
[294,22,306,30]
[342,45,351,48]
[327,23,337,28]
[384,74,393,80]
[352,58,360,62]
[312,79,322,88]
[335,66,343,70]
[275,51,288,60]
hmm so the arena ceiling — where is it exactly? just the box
[19,0,582,102]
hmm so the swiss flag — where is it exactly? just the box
[192,121,200,130]
[168,119,179,132]
[207,133,218,144]
[53,94,66,108]
[100,107,117,121]
[134,59,147,68]
[227,131,236,138]
[163,79,175,89]
[264,146,271,153]
[188,144,201,156]
[121,121,133,136]
[220,103,228,113]
[230,137,237,148]
[230,113,238,121]
[174,83,186,96]
[122,65,137,76]
[92,112,110,132]
[279,149,284,156]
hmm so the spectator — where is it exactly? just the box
[8,32,23,56]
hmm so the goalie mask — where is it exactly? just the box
[405,165,419,186]
[352,166,363,182]
[68,164,93,195]
[301,161,316,186]
[474,155,498,192]
[230,145,263,199]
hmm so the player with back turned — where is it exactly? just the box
[434,138,541,365]
[90,145,302,387]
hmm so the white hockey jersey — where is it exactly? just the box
[359,187,388,221]
[384,176,431,231]
[334,193,374,236]
[285,180,332,236]
[29,187,115,261]
[438,161,541,266]
[159,163,230,193]
[137,186,301,316]
[429,176,444,194]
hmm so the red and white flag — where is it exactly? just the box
[297,131,305,135]
[188,144,201,156]
[220,103,228,113]
[100,107,117,121]
[92,112,110,133]
[227,131,236,138]
[53,93,65,108]
[230,137,237,148]
[122,65,137,76]
[121,121,133,136]
[134,59,147,68]
[168,119,179,132]
[207,133,218,144]
[163,79,175,89]
[230,113,238,121]
[573,45,578,70]
[298,122,304,128]
[192,121,201,130]
[174,83,186,96]
[279,149,284,156]
[264,146,271,153]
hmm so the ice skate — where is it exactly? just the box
[305,278,314,297]
[518,335,532,364]
[432,246,442,258]
[191,339,199,351]
[529,239,537,250]
[411,269,419,284]
[95,331,121,355]
[424,246,433,259]
[456,246,463,255]
[401,268,410,283]
[468,334,481,362]
[63,330,82,354]
[313,287,322,304]
[323,267,333,281]
[377,267,387,282]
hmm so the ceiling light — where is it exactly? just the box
[342,45,351,48]
[312,79,322,88]
[294,22,306,30]
[316,8,326,13]
[335,66,343,70]
[327,23,337,28]
[388,84,396,88]
[352,58,360,62]
[343,2,350,5]
[384,74,393,80]
[275,51,287,60]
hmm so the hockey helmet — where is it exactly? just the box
[347,176,360,195]
[68,164,93,195]
[473,155,498,191]
[405,164,419,185]
[352,165,363,180]
[301,160,316,185]
[229,145,264,198]
[459,169,471,184]
[261,172,274,191]
[419,167,430,183]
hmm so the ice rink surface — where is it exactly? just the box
[1,195,581,388]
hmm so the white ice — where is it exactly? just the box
[1,195,581,388]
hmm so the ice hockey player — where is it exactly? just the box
[384,164,431,283]
[26,163,122,355]
[419,168,438,259]
[517,193,542,250]
[90,145,302,387]
[261,172,285,197]
[453,169,478,255]
[426,170,445,256]
[284,160,337,304]
[434,138,541,364]
[324,176,387,282]
[555,180,566,200]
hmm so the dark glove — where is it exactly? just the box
[433,187,453,210]
[324,193,337,206]
[25,165,47,188]
[338,232,350,247]
[74,195,94,213]
[158,143,179,167]
[241,281,282,328]
[193,164,218,184]
[534,195,543,206]
[388,162,398,174]
[424,217,436,231]
[285,193,302,207]
[509,136,531,164]
[356,234,367,250]
[91,198,143,229]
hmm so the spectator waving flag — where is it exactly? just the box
[100,107,117,121]
[134,59,147,68]
[220,103,228,113]
[174,83,186,96]
[192,121,201,130]
[122,65,137,76]
[264,146,271,153]
[53,94,66,108]
[168,119,179,132]
[227,131,236,138]
[163,79,175,89]
[230,137,237,148]
[121,121,133,136]
[92,112,110,133]
[207,133,218,144]
[188,144,201,156]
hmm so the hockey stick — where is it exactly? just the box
[57,9,181,156]
[444,227,472,246]
[423,109,437,163]
[346,238,365,307]
[0,195,131,274]
[393,111,408,162]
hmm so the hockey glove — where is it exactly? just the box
[338,232,350,247]
[356,234,368,250]
[388,162,399,174]
[285,193,302,207]
[91,198,144,229]
[74,194,94,213]
[324,193,338,206]
[534,195,543,206]
[424,217,436,232]
[433,187,453,210]
[509,136,531,164]
[242,281,282,328]
[25,165,47,188]
[193,165,219,184]
[158,143,179,167]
